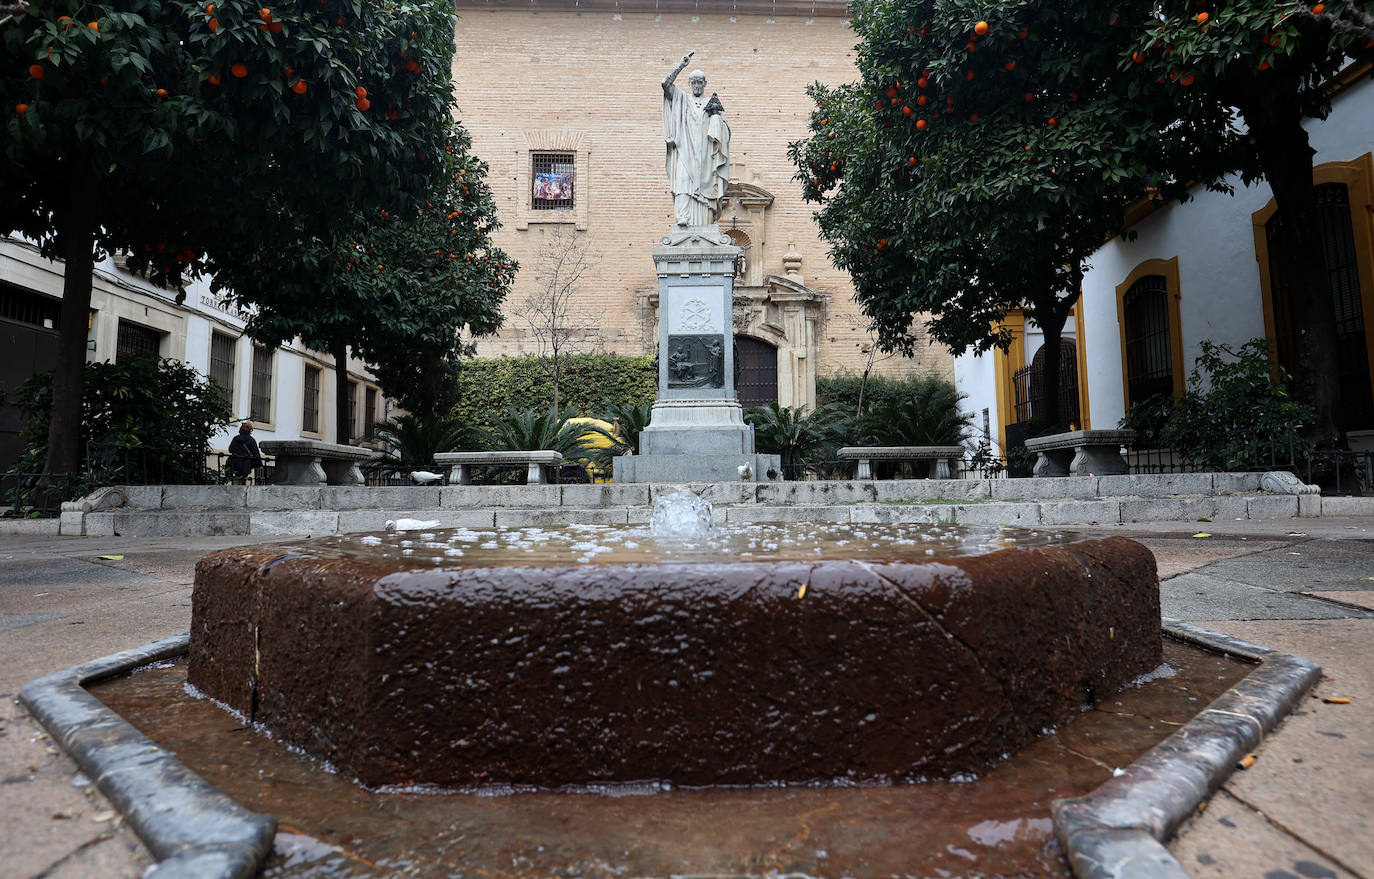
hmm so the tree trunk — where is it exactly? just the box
[1237,79,1344,450]
[1039,316,1064,430]
[334,338,351,445]
[45,184,98,476]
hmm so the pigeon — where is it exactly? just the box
[385,518,443,532]
[737,463,753,480]
[410,470,443,485]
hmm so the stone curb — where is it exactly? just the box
[1051,620,1322,879]
[18,633,276,879]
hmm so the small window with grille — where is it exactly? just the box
[302,366,321,434]
[250,346,274,423]
[346,379,359,443]
[531,152,575,211]
[0,283,61,330]
[115,320,164,362]
[209,331,237,409]
[364,386,378,437]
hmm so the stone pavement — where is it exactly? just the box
[2,520,1372,878]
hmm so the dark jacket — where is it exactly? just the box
[227,433,262,477]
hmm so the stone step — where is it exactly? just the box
[63,491,1339,538]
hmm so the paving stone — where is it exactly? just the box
[846,504,940,524]
[1160,573,1359,620]
[874,479,992,502]
[440,485,561,508]
[724,505,850,523]
[990,476,1098,500]
[1121,496,1218,522]
[934,502,1040,526]
[1246,495,1299,520]
[756,481,881,506]
[1320,496,1374,516]
[1212,472,1263,494]
[336,509,496,533]
[161,485,246,509]
[246,486,324,510]
[108,512,251,537]
[1039,500,1121,525]
[561,483,650,506]
[496,507,631,528]
[1100,473,1214,497]
[648,482,757,505]
[249,511,341,536]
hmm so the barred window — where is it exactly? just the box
[116,320,163,362]
[531,152,575,210]
[346,379,359,443]
[0,283,60,330]
[364,386,377,437]
[209,331,236,408]
[1122,275,1174,407]
[302,366,321,434]
[250,347,274,423]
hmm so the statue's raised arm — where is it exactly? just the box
[663,51,694,94]
[661,55,730,228]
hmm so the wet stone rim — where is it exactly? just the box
[18,623,1318,879]
[1052,619,1323,879]
[18,633,275,879]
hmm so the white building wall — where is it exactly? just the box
[1079,75,1374,430]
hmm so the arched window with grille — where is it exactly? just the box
[1122,275,1174,406]
[1115,257,1185,411]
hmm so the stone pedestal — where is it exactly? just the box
[614,226,781,483]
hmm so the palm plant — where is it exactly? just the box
[368,412,476,468]
[480,406,597,457]
[856,379,972,446]
[746,402,850,473]
[589,401,654,457]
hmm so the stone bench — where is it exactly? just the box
[258,440,376,486]
[434,450,563,485]
[1024,429,1136,477]
[837,445,965,480]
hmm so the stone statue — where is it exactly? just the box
[662,52,731,227]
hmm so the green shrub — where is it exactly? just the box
[452,354,655,430]
[480,407,598,457]
[817,370,957,415]
[367,412,477,468]
[746,403,851,472]
[1120,339,1313,471]
[13,357,232,488]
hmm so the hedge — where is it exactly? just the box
[816,371,960,414]
[452,354,656,429]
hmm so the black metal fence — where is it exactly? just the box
[1,471,73,519]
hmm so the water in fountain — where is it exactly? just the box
[648,490,716,540]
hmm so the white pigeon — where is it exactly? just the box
[410,470,443,485]
[385,518,443,532]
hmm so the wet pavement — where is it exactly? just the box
[2,520,1373,878]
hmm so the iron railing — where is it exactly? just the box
[0,471,73,519]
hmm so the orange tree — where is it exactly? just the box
[792,0,1240,430]
[1,0,459,474]
[211,124,514,441]
[1133,1,1374,448]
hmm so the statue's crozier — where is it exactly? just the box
[662,61,731,227]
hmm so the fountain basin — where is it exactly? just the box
[188,526,1160,789]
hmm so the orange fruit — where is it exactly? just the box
[1180,72,1195,85]
[877,238,887,250]
[1132,51,1144,63]
[354,86,367,98]
[907,156,917,166]
[206,3,215,11]
[1005,60,1016,70]
[1259,60,1270,70]
[886,86,897,98]
[1018,27,1028,38]
[917,95,928,106]
[966,70,975,79]
[875,99,884,110]
[208,18,219,31]
[15,103,28,116]
[1196,11,1208,23]
[916,118,927,130]
[155,87,168,97]
[356,97,371,110]
[1311,2,1324,11]
[974,20,989,35]
[970,113,980,121]
[28,64,44,79]
[291,80,307,94]
[231,62,248,78]
[1024,92,1034,102]
[1048,117,1057,125]
[269,21,282,33]
[902,105,912,115]
[259,8,272,20]
[917,76,929,88]
[88,20,98,30]
[208,73,221,85]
